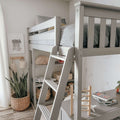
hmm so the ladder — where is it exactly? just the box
[33,46,74,120]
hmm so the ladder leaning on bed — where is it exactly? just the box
[33,46,74,120]
[28,16,75,120]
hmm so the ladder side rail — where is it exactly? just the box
[32,49,37,107]
[33,106,42,120]
[38,46,57,104]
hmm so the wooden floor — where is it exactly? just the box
[0,107,34,120]
[0,106,53,120]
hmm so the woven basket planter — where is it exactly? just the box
[11,93,30,111]
[36,88,51,101]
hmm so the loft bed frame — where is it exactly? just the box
[74,1,120,120]
[28,1,120,120]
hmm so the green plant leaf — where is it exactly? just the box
[6,67,28,98]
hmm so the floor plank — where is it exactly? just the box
[0,107,34,120]
[0,106,53,120]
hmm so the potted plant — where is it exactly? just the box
[116,81,120,94]
[6,67,30,111]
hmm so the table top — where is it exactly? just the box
[61,89,120,120]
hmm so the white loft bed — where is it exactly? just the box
[28,1,120,119]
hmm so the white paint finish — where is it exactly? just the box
[88,17,94,48]
[69,0,120,23]
[110,20,116,47]
[82,48,120,57]
[29,17,56,33]
[84,7,120,20]
[74,5,84,120]
[82,0,120,7]
[54,16,61,47]
[100,19,106,48]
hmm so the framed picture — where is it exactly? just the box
[8,33,24,54]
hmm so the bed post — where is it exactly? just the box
[54,16,61,50]
[27,28,31,94]
[74,2,84,120]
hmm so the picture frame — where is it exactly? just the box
[8,33,24,54]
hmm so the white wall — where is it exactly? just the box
[82,55,120,92]
[69,0,120,92]
[0,0,69,57]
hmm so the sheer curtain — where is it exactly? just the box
[0,4,10,108]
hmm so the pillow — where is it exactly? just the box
[35,56,49,65]
[60,24,75,47]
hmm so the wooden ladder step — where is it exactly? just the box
[51,55,66,61]
[82,94,90,97]
[39,105,50,120]
[45,79,58,92]
[81,100,89,102]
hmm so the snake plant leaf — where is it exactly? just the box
[6,67,28,98]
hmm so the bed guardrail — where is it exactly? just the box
[75,1,120,55]
[28,16,61,49]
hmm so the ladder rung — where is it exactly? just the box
[82,95,90,97]
[81,100,89,102]
[82,104,89,107]
[45,79,58,92]
[81,109,89,111]
[51,55,66,61]
[39,105,50,120]
[82,90,90,93]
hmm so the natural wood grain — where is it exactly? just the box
[0,107,34,120]
[0,106,54,120]
[10,56,24,60]
[81,86,92,116]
